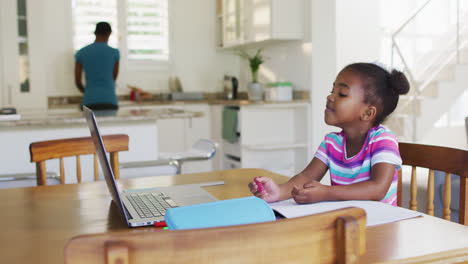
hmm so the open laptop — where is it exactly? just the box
[83,106,221,227]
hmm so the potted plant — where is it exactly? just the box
[235,48,266,101]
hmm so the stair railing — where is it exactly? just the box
[390,0,463,141]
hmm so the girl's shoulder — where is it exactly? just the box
[368,125,397,138]
[367,125,399,147]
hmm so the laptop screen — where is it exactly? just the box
[83,106,130,226]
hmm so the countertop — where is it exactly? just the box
[47,91,311,109]
[47,98,311,110]
[0,107,202,127]
[1,94,310,127]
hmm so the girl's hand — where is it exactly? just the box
[291,180,330,204]
[248,177,281,203]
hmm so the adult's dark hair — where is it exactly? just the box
[343,62,410,126]
[94,22,112,35]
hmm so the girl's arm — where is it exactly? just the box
[277,157,329,201]
[292,162,395,203]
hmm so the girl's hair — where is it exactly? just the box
[343,62,410,125]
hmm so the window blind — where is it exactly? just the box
[72,0,118,50]
[72,0,169,62]
[127,0,169,61]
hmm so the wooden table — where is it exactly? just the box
[0,168,467,263]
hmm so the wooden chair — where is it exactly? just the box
[398,142,468,225]
[65,207,366,264]
[30,134,129,186]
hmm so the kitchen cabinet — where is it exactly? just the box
[217,0,304,48]
[220,0,243,47]
[0,0,47,110]
[0,119,159,183]
[157,104,213,174]
[212,102,311,177]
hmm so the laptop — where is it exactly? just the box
[83,106,221,227]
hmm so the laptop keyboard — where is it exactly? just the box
[127,192,178,219]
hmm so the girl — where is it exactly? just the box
[249,62,410,206]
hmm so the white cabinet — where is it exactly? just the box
[156,105,187,153]
[218,0,304,48]
[182,104,213,173]
[156,104,213,174]
[0,0,47,110]
[0,120,159,183]
[213,102,311,177]
[221,0,244,47]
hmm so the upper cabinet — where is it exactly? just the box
[217,0,303,48]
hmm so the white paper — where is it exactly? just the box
[269,199,422,226]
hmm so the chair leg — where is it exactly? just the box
[94,154,99,181]
[110,152,120,180]
[60,158,65,184]
[397,170,402,207]
[443,173,452,221]
[76,156,82,183]
[410,166,418,211]
[36,161,47,186]
[460,177,467,225]
[426,169,434,216]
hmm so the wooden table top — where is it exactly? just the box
[0,168,467,264]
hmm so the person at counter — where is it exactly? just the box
[74,22,120,110]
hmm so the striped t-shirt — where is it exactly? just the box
[314,125,402,205]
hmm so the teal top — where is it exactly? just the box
[75,42,120,106]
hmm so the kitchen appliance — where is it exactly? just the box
[223,75,238,100]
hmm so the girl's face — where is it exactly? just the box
[325,69,370,129]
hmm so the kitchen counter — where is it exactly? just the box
[47,91,311,110]
[207,98,310,106]
[0,107,202,127]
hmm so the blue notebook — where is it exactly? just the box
[164,196,276,230]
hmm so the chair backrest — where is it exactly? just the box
[65,207,366,264]
[397,142,468,225]
[30,134,129,186]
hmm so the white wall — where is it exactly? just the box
[40,0,75,97]
[310,0,338,151]
[171,0,239,93]
[0,32,3,107]
[422,127,467,150]
[336,0,382,71]
[239,40,312,93]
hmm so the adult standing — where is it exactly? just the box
[75,22,120,110]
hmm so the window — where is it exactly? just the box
[72,0,169,64]
[17,0,30,93]
[127,0,169,61]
